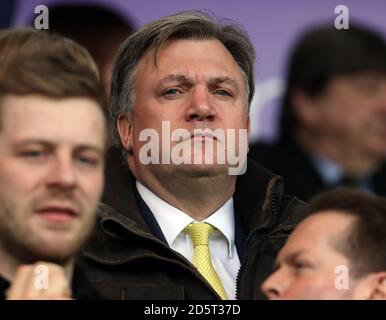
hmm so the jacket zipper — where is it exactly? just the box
[234,178,283,300]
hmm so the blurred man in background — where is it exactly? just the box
[262,188,386,300]
[47,4,134,100]
[250,24,386,201]
[0,0,14,29]
[0,28,107,299]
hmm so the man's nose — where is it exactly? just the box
[185,87,216,122]
[261,269,288,300]
[47,153,77,189]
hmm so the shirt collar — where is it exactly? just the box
[202,198,235,258]
[136,181,235,258]
[309,152,344,186]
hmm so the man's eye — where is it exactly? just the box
[214,89,233,97]
[294,262,306,269]
[162,88,182,97]
[76,155,100,166]
[19,150,46,158]
[292,260,312,272]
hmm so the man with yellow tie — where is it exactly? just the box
[80,10,308,300]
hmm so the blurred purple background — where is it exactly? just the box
[9,0,386,143]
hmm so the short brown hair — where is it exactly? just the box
[110,10,255,150]
[309,188,386,277]
[0,28,106,120]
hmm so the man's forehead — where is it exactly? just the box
[278,212,354,260]
[143,38,229,58]
[156,72,240,87]
[0,95,106,149]
[294,211,353,236]
[1,94,103,122]
[139,38,240,73]
[135,42,246,98]
[1,94,101,114]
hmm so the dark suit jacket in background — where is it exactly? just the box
[249,137,386,202]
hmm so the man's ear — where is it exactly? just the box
[117,113,133,154]
[354,272,386,300]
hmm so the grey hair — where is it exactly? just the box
[109,10,256,150]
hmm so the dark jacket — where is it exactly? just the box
[79,147,308,300]
[0,264,102,300]
[249,138,386,202]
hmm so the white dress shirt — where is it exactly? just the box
[136,181,241,300]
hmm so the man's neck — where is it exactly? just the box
[135,170,236,222]
[295,129,382,177]
[0,245,75,283]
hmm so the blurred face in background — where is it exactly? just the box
[262,212,385,300]
[300,73,386,160]
[0,94,106,264]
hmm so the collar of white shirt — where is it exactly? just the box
[136,180,235,258]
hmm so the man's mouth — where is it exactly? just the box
[35,205,79,223]
[190,132,218,142]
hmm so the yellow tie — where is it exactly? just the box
[184,222,228,299]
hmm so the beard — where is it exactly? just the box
[0,189,97,266]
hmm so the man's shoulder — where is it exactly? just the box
[276,193,309,229]
[71,264,106,300]
[85,202,142,246]
[236,157,309,229]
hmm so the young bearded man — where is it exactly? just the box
[0,28,107,300]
